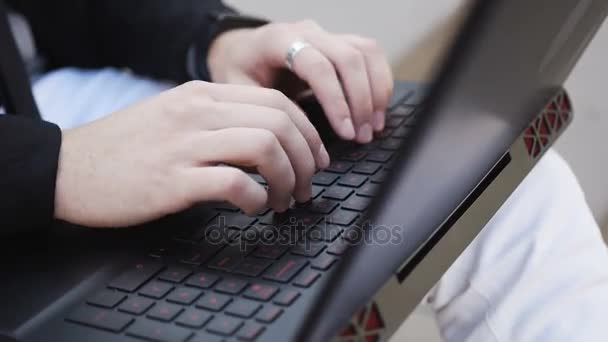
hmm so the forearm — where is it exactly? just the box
[0,115,61,234]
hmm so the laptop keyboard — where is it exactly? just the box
[65,90,418,341]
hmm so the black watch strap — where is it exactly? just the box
[187,12,269,82]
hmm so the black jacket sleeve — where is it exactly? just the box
[0,115,61,233]
[7,0,236,83]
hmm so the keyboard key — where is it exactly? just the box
[186,272,220,289]
[368,151,393,163]
[325,161,353,174]
[196,293,232,312]
[329,210,359,226]
[216,278,249,295]
[147,302,183,322]
[352,162,382,175]
[293,269,321,288]
[312,185,325,199]
[338,174,368,187]
[392,105,415,116]
[139,281,174,299]
[311,254,338,271]
[252,245,289,260]
[312,172,339,186]
[376,128,393,139]
[327,240,350,255]
[273,290,300,306]
[167,287,203,305]
[393,125,411,138]
[255,306,283,323]
[263,257,309,283]
[208,245,246,272]
[370,169,389,184]
[308,224,343,242]
[322,186,354,201]
[380,138,401,151]
[307,198,339,214]
[386,117,404,128]
[207,316,243,337]
[108,261,164,293]
[237,322,266,340]
[175,309,212,329]
[234,258,273,277]
[67,306,133,333]
[149,245,176,259]
[222,215,257,230]
[342,196,371,212]
[87,290,126,309]
[226,300,262,318]
[243,283,279,302]
[188,334,224,342]
[215,202,240,212]
[118,296,155,315]
[340,150,367,162]
[357,183,378,197]
[291,241,326,257]
[127,319,192,342]
[178,243,223,266]
[281,209,323,227]
[159,267,192,283]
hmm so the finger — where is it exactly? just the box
[194,127,296,212]
[304,32,375,143]
[196,82,330,169]
[183,166,268,215]
[195,102,317,204]
[342,35,394,131]
[257,28,356,140]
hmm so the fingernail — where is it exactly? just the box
[357,123,373,143]
[318,144,331,169]
[373,111,385,131]
[340,118,356,140]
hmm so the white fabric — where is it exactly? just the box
[33,68,608,342]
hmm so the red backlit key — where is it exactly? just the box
[196,293,232,312]
[159,267,192,283]
[118,296,154,315]
[207,316,243,337]
[255,306,283,323]
[293,269,321,288]
[236,322,266,340]
[167,287,203,305]
[185,272,220,289]
[243,283,279,302]
[215,278,249,295]
[175,309,213,329]
[263,257,308,283]
[273,290,300,306]
[108,261,164,293]
[311,254,338,271]
[147,302,183,322]
[139,281,174,299]
[226,299,262,318]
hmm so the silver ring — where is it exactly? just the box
[285,41,312,71]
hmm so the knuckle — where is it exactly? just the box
[308,58,332,75]
[339,48,365,70]
[269,110,295,136]
[358,37,381,53]
[183,80,208,93]
[253,129,280,157]
[264,88,290,109]
[223,169,249,196]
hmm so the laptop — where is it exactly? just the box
[1,0,606,341]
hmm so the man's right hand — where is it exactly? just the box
[54,81,330,228]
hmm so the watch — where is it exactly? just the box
[187,12,269,82]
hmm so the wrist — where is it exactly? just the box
[207,28,255,83]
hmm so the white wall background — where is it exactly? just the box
[227,0,608,228]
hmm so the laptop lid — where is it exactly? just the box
[301,0,608,340]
